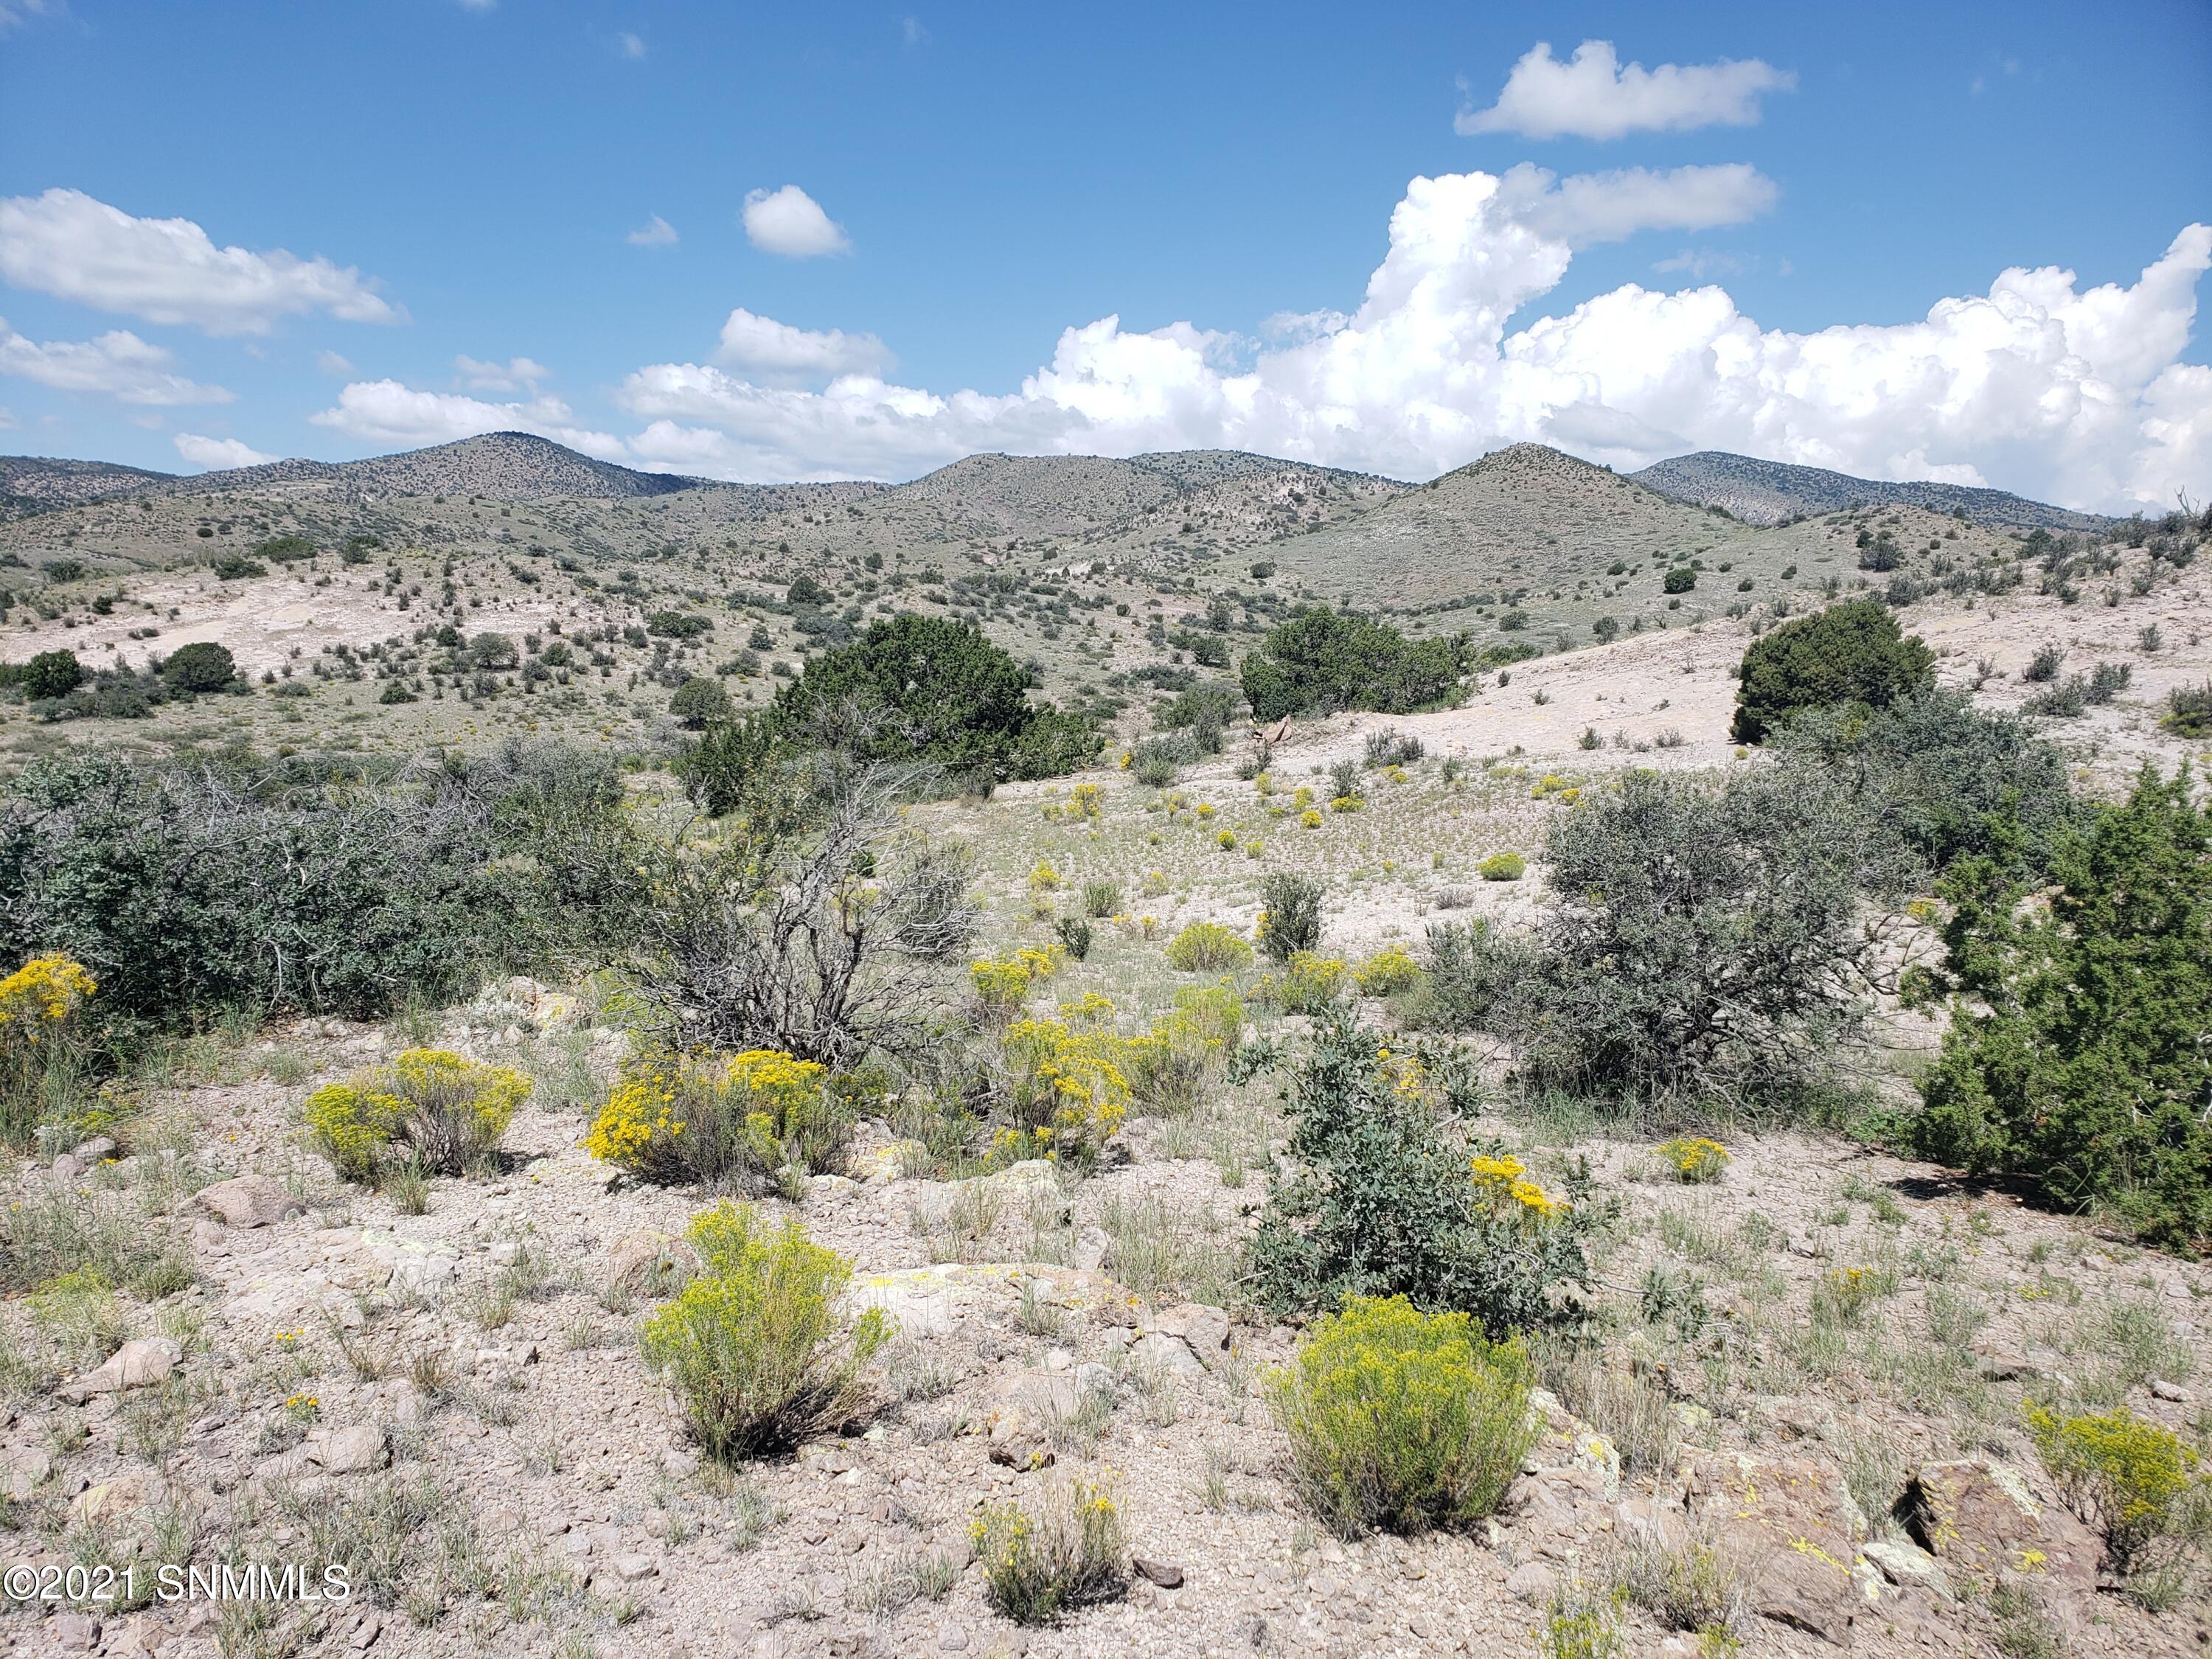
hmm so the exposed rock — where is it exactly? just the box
[1130,1332,1203,1379]
[1133,1556,1184,1587]
[1684,1453,1865,1646]
[1504,1559,1555,1604]
[1150,1302,1231,1368]
[197,1172,307,1229]
[908,1160,1067,1233]
[60,1337,181,1402]
[2150,1377,2192,1403]
[605,1228,698,1298]
[72,1469,167,1523]
[361,1231,461,1299]
[1862,1537,1952,1599]
[1,1446,52,1499]
[307,1425,390,1474]
[613,1552,660,1581]
[1904,1458,2098,1605]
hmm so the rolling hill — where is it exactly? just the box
[1632,450,2110,533]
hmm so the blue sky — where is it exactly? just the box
[1,0,2208,509]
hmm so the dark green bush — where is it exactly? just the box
[1909,766,2211,1250]
[1247,1006,1592,1333]
[669,675,731,729]
[762,614,1099,787]
[159,641,237,694]
[0,742,641,1023]
[1430,768,1879,1112]
[1662,567,1696,594]
[1240,607,1467,721]
[18,650,83,700]
[1772,690,2076,878]
[1731,599,1934,743]
[1257,872,1324,961]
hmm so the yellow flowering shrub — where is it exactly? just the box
[1469,1153,1564,1221]
[1029,860,1060,894]
[1811,1265,1886,1325]
[1478,852,1526,881]
[971,946,1065,1019]
[0,953,98,1145]
[1281,951,1349,1015]
[1068,782,1103,820]
[1329,795,1365,813]
[1301,809,1324,830]
[1354,945,1422,998]
[1254,771,1276,796]
[641,1202,887,1462]
[1195,801,1217,821]
[586,1047,847,1188]
[2027,1405,2204,1570]
[1166,921,1253,973]
[305,1048,529,1182]
[1655,1137,1731,1183]
[1293,785,1315,809]
[1267,1294,1537,1537]
[1216,829,1238,851]
[1125,985,1244,1111]
[972,1479,1127,1625]
[1001,1018,1131,1164]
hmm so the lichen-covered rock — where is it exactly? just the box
[1905,1458,2098,1604]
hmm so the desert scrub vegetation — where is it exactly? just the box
[1478,850,1526,881]
[585,1046,859,1191]
[1247,1006,1593,1335]
[0,742,640,1025]
[1165,920,1253,973]
[2027,1404,2209,1579]
[1267,1293,1537,1537]
[1353,944,1421,998]
[1426,764,1889,1117]
[625,757,981,1068]
[1908,764,2212,1248]
[1730,599,1934,744]
[0,951,97,1145]
[1256,871,1324,961]
[970,1478,1128,1626]
[1239,605,1469,720]
[640,1202,888,1462]
[306,1048,529,1181]
[1655,1137,1731,1183]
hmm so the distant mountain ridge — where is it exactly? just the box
[1,431,2109,538]
[1630,451,2110,533]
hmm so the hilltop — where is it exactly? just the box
[1632,451,2112,533]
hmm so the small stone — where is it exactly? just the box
[1505,1560,1555,1604]
[661,1446,700,1479]
[350,1610,383,1649]
[937,1622,970,1652]
[198,1173,307,1229]
[308,1425,389,1475]
[613,1553,660,1582]
[2150,1378,2192,1403]
[50,1612,100,1652]
[1133,1557,1184,1588]
[61,1337,181,1402]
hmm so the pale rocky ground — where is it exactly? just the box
[1,992,2205,1659]
[1,473,2206,1657]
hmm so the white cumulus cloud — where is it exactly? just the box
[611,170,2211,511]
[308,379,625,461]
[1494,162,1777,247]
[713,307,893,380]
[174,432,277,470]
[0,315,232,405]
[1458,40,1795,140]
[454,354,551,392]
[742,186,850,258]
[0,189,401,336]
[627,214,678,248]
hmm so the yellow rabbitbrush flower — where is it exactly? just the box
[1002,1018,1131,1164]
[1656,1136,1731,1183]
[1,952,99,1146]
[586,1047,835,1186]
[971,945,1067,1018]
[305,1048,529,1183]
[0,954,97,1027]
[1469,1153,1564,1220]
